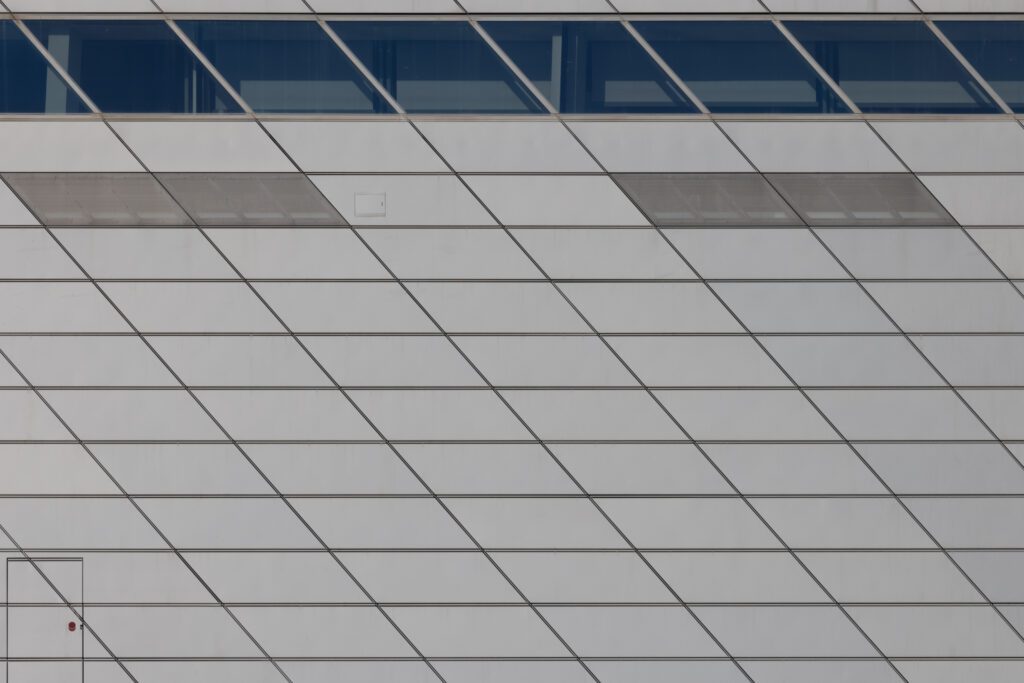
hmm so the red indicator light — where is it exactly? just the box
[67,622,77,632]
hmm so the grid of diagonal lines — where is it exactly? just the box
[2,4,1024,683]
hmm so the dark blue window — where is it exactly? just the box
[634,21,849,114]
[26,20,240,114]
[329,21,542,114]
[484,20,695,114]
[939,21,1024,112]
[179,20,391,114]
[0,21,87,113]
[785,20,998,114]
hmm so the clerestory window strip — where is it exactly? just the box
[3,15,1024,117]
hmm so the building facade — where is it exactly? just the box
[1,1,1024,682]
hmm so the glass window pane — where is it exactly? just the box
[785,20,998,114]
[26,20,240,114]
[179,20,391,114]
[634,21,849,114]
[484,20,696,114]
[939,21,1024,113]
[329,20,542,114]
[0,21,88,113]
[767,173,956,226]
[614,174,801,226]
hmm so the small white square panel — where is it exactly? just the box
[354,193,387,218]
[314,175,494,226]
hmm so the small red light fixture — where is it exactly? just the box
[67,622,77,632]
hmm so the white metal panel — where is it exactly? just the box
[158,0,310,9]
[612,0,765,9]
[264,122,447,173]
[113,122,296,173]
[570,121,751,173]
[915,0,1024,9]
[764,0,915,9]
[0,229,79,278]
[5,0,155,9]
[539,606,723,657]
[309,0,462,10]
[0,182,40,225]
[875,121,1024,172]
[418,121,599,173]
[463,0,610,9]
[0,122,140,172]
[465,175,648,226]
[723,122,903,173]
[970,228,1024,278]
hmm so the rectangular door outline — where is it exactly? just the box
[6,557,84,683]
